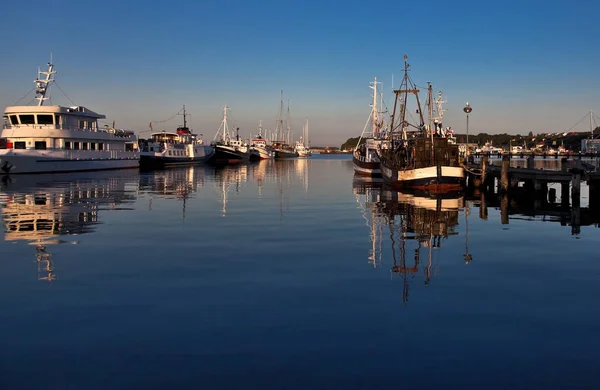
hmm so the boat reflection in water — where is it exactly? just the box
[353,176,463,305]
[0,172,138,281]
[138,166,208,221]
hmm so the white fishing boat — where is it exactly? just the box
[295,118,312,157]
[353,77,388,176]
[0,61,139,174]
[249,121,274,160]
[140,105,213,168]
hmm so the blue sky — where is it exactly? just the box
[1,0,599,145]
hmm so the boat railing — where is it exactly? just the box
[2,124,136,138]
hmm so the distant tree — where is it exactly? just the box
[340,137,363,151]
[528,131,533,137]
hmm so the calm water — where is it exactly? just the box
[1,155,599,389]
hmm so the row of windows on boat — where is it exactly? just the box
[5,114,98,129]
[0,139,136,151]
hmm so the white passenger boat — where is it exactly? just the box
[0,61,139,174]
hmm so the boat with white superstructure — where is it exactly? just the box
[139,105,213,168]
[0,61,139,174]
[249,121,274,160]
[353,77,388,176]
[207,106,251,165]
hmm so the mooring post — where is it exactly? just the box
[500,155,510,193]
[572,169,581,207]
[480,191,488,220]
[548,187,557,203]
[589,179,600,216]
[561,182,570,207]
[527,154,535,169]
[480,155,488,191]
[561,157,569,173]
[501,194,509,224]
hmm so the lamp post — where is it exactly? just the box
[463,102,472,157]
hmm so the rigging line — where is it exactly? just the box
[53,81,76,105]
[150,108,183,125]
[13,87,36,105]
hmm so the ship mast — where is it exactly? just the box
[182,105,187,129]
[34,61,56,106]
[371,77,380,138]
[389,55,424,141]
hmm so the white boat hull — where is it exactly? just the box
[0,149,138,174]
[380,164,464,191]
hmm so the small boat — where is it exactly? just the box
[207,106,251,165]
[353,77,388,176]
[140,105,213,168]
[377,56,463,192]
[295,118,312,157]
[249,121,273,160]
[0,60,139,174]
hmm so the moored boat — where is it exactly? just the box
[207,106,251,165]
[353,77,388,177]
[377,56,463,192]
[249,121,273,160]
[0,61,139,174]
[140,105,213,168]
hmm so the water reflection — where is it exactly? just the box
[0,172,138,281]
[354,177,463,305]
[139,166,207,220]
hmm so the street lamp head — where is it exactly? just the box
[463,102,473,114]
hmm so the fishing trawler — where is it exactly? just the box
[249,121,273,160]
[377,56,463,191]
[353,77,388,176]
[207,106,251,165]
[0,61,139,174]
[140,105,213,168]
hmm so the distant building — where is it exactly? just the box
[581,139,600,153]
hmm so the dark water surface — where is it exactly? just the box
[1,155,599,389]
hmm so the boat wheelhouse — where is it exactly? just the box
[0,61,139,174]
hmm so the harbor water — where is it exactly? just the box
[1,155,599,389]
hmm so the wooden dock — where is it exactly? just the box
[464,155,600,234]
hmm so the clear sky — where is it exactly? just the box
[1,0,599,146]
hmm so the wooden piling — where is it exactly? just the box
[479,192,488,220]
[501,194,509,224]
[500,155,510,193]
[561,182,570,207]
[527,154,535,169]
[548,187,557,203]
[481,155,488,191]
[589,180,600,215]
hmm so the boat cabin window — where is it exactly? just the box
[34,141,46,150]
[125,143,134,152]
[73,142,80,150]
[9,115,18,125]
[98,143,104,151]
[82,142,88,150]
[79,120,85,129]
[37,114,54,125]
[20,115,35,125]
[14,142,26,149]
[65,141,72,150]
[90,143,96,150]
